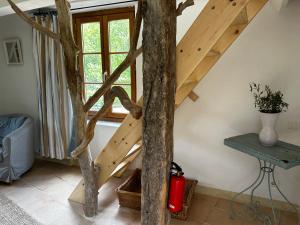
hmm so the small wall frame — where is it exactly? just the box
[3,38,23,65]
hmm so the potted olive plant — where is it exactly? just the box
[250,83,288,146]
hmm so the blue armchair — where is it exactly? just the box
[0,114,34,183]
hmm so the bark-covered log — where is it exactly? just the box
[6,0,60,40]
[176,0,195,16]
[55,0,98,217]
[141,1,177,225]
[72,86,142,158]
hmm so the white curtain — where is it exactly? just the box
[33,14,73,160]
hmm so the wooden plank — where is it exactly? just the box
[246,0,268,20]
[69,114,142,204]
[69,141,142,204]
[68,180,85,203]
[122,142,142,161]
[113,165,128,178]
[175,56,218,105]
[69,0,268,205]
[207,49,221,57]
[96,121,142,185]
[112,141,142,178]
[231,7,248,25]
[188,91,199,102]
[212,24,247,54]
[111,148,141,177]
[175,0,267,106]
[176,0,251,90]
[69,151,142,204]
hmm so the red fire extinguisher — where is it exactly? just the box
[168,162,186,213]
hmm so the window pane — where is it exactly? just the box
[109,19,130,52]
[110,54,131,84]
[83,54,103,83]
[85,84,104,111]
[82,22,101,53]
[112,85,131,114]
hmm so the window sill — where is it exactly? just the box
[95,120,121,128]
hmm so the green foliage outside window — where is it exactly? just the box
[109,19,130,52]
[81,18,133,115]
[82,22,101,53]
[110,54,131,84]
[85,84,104,111]
[83,54,103,83]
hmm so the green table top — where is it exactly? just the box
[224,133,300,169]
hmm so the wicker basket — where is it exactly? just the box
[116,169,142,210]
[116,169,198,220]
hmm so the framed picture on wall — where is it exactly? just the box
[3,38,23,65]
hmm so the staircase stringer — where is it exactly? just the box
[176,0,253,90]
[68,0,268,205]
[176,0,267,105]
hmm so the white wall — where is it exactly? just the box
[0,14,39,149]
[174,0,300,204]
[0,0,300,205]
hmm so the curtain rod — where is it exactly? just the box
[70,0,138,11]
[32,8,57,16]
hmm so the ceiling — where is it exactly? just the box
[0,0,136,16]
[0,0,291,17]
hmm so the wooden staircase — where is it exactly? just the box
[69,0,268,204]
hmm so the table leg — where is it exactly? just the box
[230,159,266,220]
[267,163,279,225]
[271,165,300,225]
[250,160,267,204]
[231,159,300,225]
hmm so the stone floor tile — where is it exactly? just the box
[204,207,243,225]
[0,161,298,225]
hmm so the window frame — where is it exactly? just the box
[73,7,137,122]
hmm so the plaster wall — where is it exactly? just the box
[0,14,39,148]
[174,0,300,204]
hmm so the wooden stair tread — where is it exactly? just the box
[207,49,221,57]
[176,0,251,91]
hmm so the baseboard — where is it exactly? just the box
[194,185,300,213]
[35,154,79,166]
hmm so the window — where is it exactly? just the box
[73,8,136,121]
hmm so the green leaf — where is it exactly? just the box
[109,19,130,53]
[82,22,101,53]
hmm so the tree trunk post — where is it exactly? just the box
[141,1,177,225]
[55,0,99,217]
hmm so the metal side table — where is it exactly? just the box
[224,133,300,225]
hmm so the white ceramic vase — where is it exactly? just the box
[259,112,279,147]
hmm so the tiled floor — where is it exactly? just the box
[0,161,298,225]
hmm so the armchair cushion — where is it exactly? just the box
[0,116,27,146]
[0,147,3,163]
[0,114,34,183]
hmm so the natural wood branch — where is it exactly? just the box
[188,91,199,102]
[72,86,142,159]
[83,1,143,112]
[83,47,142,112]
[55,0,82,98]
[6,0,60,40]
[176,0,195,16]
[54,0,95,217]
[141,0,177,224]
[112,86,143,119]
[84,0,186,112]
[132,0,143,49]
